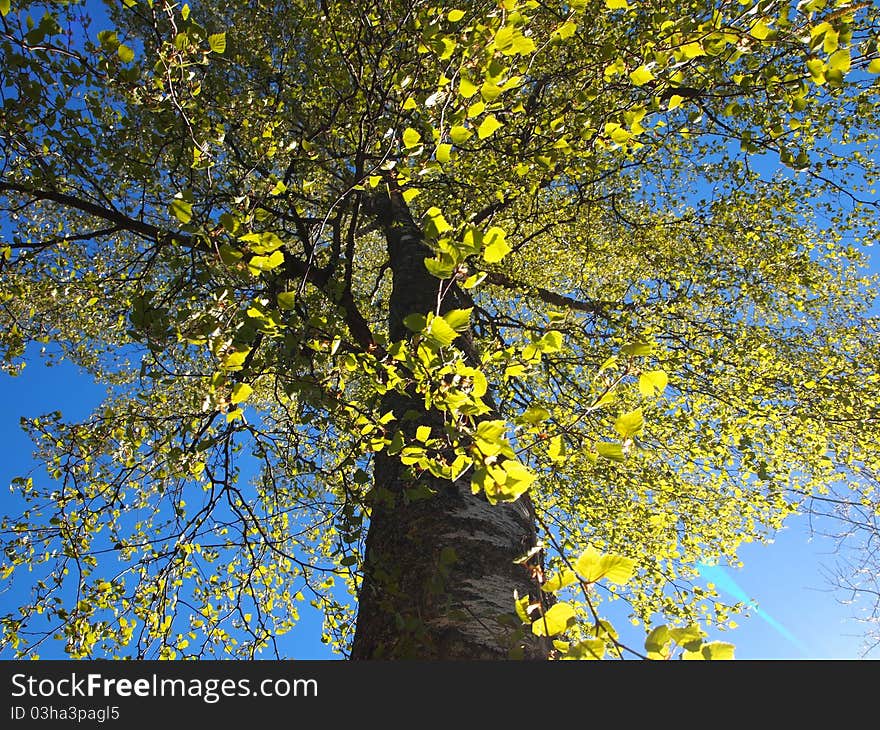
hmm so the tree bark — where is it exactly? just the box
[350,189,549,659]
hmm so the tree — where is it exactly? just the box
[1,0,878,660]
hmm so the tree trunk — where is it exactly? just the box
[350,189,549,660]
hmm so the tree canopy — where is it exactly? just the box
[1,0,879,659]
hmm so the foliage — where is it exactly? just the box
[1,0,879,659]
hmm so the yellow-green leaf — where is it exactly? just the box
[436,143,452,164]
[614,408,644,437]
[536,330,563,353]
[426,314,459,347]
[645,625,672,659]
[639,370,668,397]
[556,21,577,40]
[531,602,576,637]
[277,292,297,310]
[424,206,452,235]
[117,44,135,63]
[828,49,851,73]
[0,0,10,17]
[459,77,479,98]
[574,545,635,585]
[473,420,507,456]
[208,32,226,54]
[477,114,502,139]
[690,641,735,660]
[542,569,576,593]
[595,442,624,461]
[221,350,250,371]
[480,81,504,102]
[750,19,771,40]
[402,127,422,148]
[442,308,471,331]
[240,231,284,253]
[629,65,655,86]
[169,198,192,224]
[669,624,705,651]
[561,638,606,660]
[248,250,284,272]
[450,125,473,144]
[230,382,253,404]
[447,9,465,22]
[604,0,628,8]
[483,226,510,263]
[679,42,704,59]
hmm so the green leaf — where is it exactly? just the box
[458,77,479,98]
[220,350,250,372]
[629,65,654,86]
[548,435,566,463]
[692,641,735,660]
[0,0,10,17]
[230,382,253,404]
[447,9,465,22]
[828,49,851,73]
[425,314,459,347]
[574,545,635,585]
[424,256,456,279]
[240,231,284,253]
[621,340,654,356]
[450,125,473,144]
[277,292,297,310]
[424,206,452,236]
[750,19,771,40]
[209,32,226,53]
[474,420,507,456]
[117,44,135,63]
[669,624,705,652]
[247,250,284,272]
[218,245,242,265]
[442,308,472,331]
[403,313,427,332]
[515,594,533,624]
[519,406,550,424]
[614,408,644,437]
[561,638,606,660]
[531,602,576,637]
[536,330,563,353]
[541,569,576,593]
[595,442,624,461]
[645,625,672,659]
[403,127,422,148]
[639,370,668,397]
[477,114,502,139]
[483,226,510,263]
[169,198,192,224]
